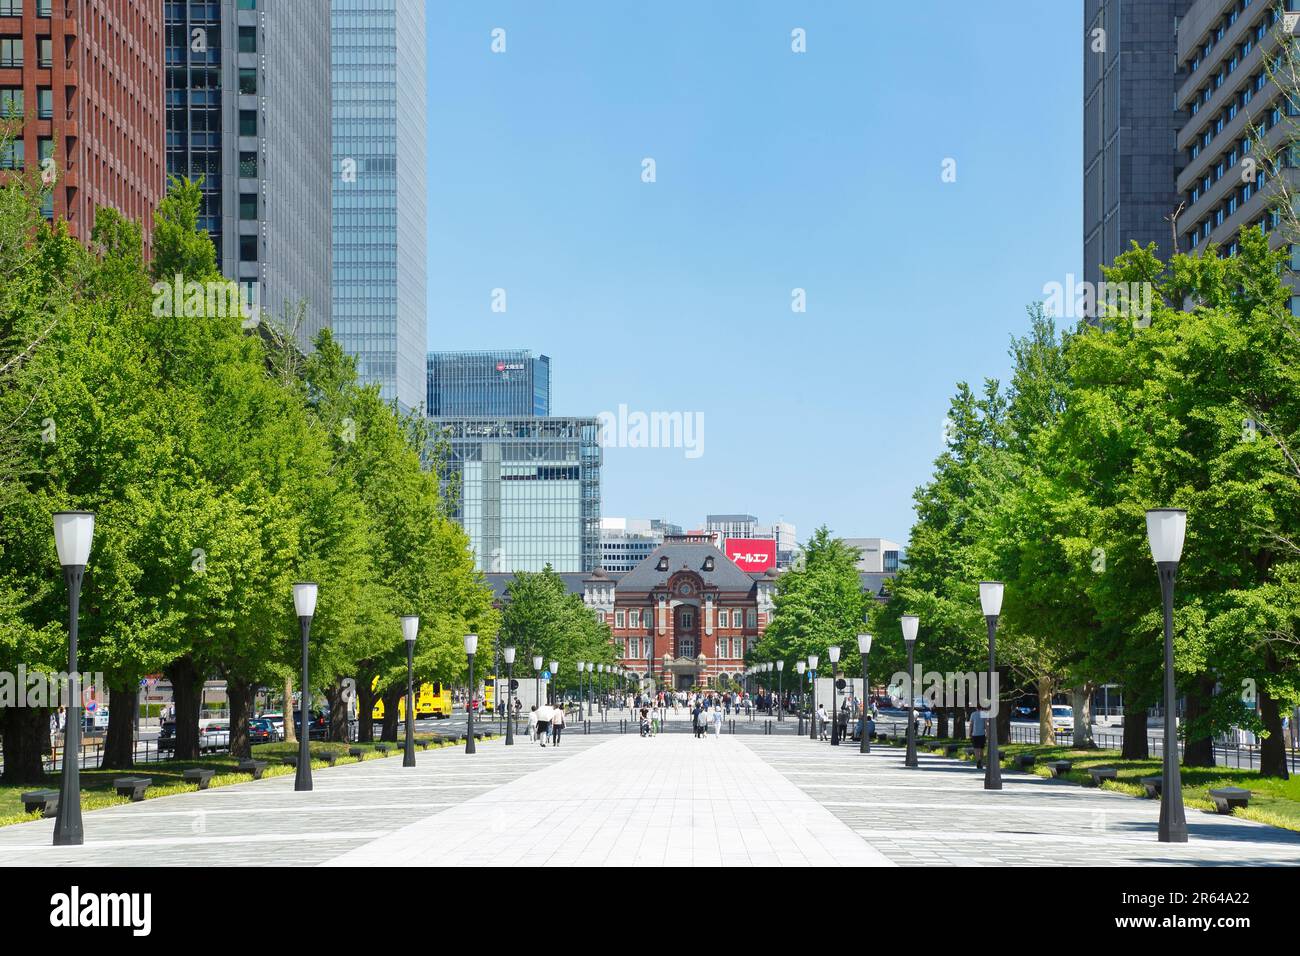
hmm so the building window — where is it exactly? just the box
[629,608,640,628]
[718,609,729,628]
[239,234,257,262]
[37,37,52,68]
[0,87,21,117]
[239,151,257,177]
[239,109,257,137]
[238,25,256,53]
[238,68,257,95]
[239,193,257,220]
[747,609,757,628]
[0,38,21,68]
[37,87,52,119]
[615,610,625,628]
[0,139,23,170]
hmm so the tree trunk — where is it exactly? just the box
[326,680,348,742]
[953,709,966,740]
[1037,675,1055,746]
[166,655,202,761]
[281,675,296,744]
[1122,699,1149,759]
[357,675,375,743]
[1181,673,1216,768]
[937,707,949,739]
[996,668,1012,741]
[1071,684,1096,749]
[1259,687,1290,779]
[102,683,139,770]
[0,705,49,784]
[227,677,253,759]
[380,686,402,742]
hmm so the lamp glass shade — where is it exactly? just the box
[857,633,873,654]
[464,633,479,655]
[292,582,319,618]
[550,660,558,673]
[900,615,919,643]
[52,511,95,567]
[828,645,841,663]
[978,581,1005,617]
[1146,508,1187,563]
[503,645,516,665]
[532,655,543,670]
[586,661,594,672]
[401,615,419,644]
[808,654,819,669]
[776,660,785,671]
[796,661,806,674]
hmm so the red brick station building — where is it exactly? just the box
[486,535,780,690]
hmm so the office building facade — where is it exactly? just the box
[1084,0,1194,291]
[433,416,601,573]
[427,350,551,417]
[164,0,332,348]
[599,517,682,573]
[331,0,426,410]
[1175,0,1298,285]
[2,0,164,251]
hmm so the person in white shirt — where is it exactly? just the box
[527,705,539,743]
[816,704,829,740]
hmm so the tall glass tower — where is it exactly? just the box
[427,350,552,416]
[331,0,427,410]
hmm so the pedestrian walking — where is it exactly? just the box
[527,704,539,742]
[817,703,829,740]
[969,707,988,769]
[550,702,565,746]
[712,705,724,737]
[535,703,554,747]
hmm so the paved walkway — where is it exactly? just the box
[1,733,1296,866]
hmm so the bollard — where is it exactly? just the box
[584,720,590,735]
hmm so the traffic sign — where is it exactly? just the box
[542,670,551,680]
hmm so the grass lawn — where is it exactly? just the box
[0,732,498,828]
[911,737,1300,832]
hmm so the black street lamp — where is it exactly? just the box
[402,615,420,766]
[549,660,558,706]
[795,660,806,731]
[586,661,595,714]
[464,634,479,754]
[857,633,873,754]
[532,653,543,718]
[828,646,842,745]
[807,654,819,740]
[1147,508,1189,844]
[503,646,516,746]
[902,615,919,768]
[292,582,318,792]
[979,582,1004,791]
[52,510,94,846]
[776,660,785,720]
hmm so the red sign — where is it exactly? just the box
[723,537,776,572]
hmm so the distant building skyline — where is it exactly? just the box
[427,349,551,417]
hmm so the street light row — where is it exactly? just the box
[45,507,1188,846]
[770,507,1189,845]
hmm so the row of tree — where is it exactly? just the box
[750,228,1300,779]
[0,169,499,782]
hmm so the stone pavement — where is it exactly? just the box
[742,737,1300,866]
[0,732,1296,866]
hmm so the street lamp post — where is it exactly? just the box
[776,660,785,720]
[52,511,94,846]
[402,615,419,766]
[808,654,819,740]
[586,661,595,714]
[857,633,873,754]
[532,654,543,720]
[549,659,558,706]
[503,646,516,746]
[902,615,919,768]
[291,582,318,792]
[796,661,806,732]
[464,634,479,754]
[979,582,1004,790]
[1147,508,1189,844]
[828,646,842,745]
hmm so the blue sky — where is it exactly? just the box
[426,1,1082,547]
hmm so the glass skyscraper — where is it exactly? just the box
[426,350,551,416]
[165,0,332,350]
[331,0,427,410]
[432,417,602,573]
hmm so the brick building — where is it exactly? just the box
[0,0,164,252]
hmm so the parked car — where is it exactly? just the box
[292,710,329,741]
[259,713,286,739]
[247,718,275,745]
[198,718,230,752]
[1051,705,1075,731]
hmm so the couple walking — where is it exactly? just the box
[691,702,724,738]
[527,703,565,747]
